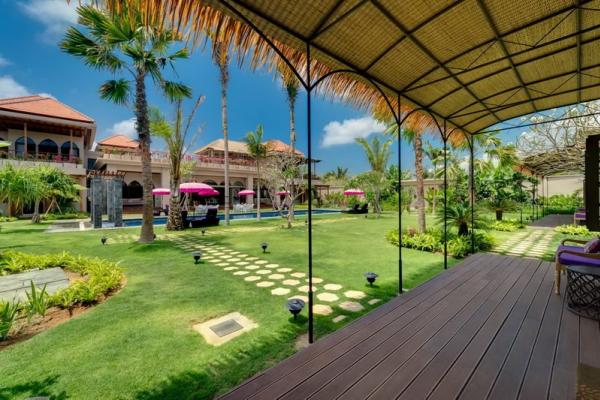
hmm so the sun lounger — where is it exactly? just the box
[555,238,600,295]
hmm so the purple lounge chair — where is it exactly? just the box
[574,207,586,224]
[555,238,600,295]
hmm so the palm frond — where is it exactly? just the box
[99,79,131,105]
[162,80,192,102]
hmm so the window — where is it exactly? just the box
[15,137,36,157]
[38,139,59,158]
[127,181,143,199]
[61,141,80,158]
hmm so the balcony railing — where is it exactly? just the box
[100,151,257,171]
[0,150,81,164]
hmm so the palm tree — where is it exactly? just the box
[278,63,300,153]
[400,128,428,232]
[212,41,231,225]
[423,142,444,215]
[149,96,204,230]
[355,136,392,215]
[61,4,190,243]
[245,125,267,221]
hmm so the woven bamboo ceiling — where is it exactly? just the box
[205,0,600,135]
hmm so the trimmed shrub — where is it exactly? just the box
[554,224,596,236]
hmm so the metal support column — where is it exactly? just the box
[397,95,403,295]
[306,43,314,344]
[469,138,475,254]
[443,121,448,270]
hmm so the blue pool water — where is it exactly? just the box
[121,209,340,227]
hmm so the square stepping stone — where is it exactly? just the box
[228,258,241,262]
[193,312,258,346]
[236,262,250,266]
[244,276,260,282]
[324,284,342,291]
[306,278,323,284]
[317,293,339,302]
[245,265,260,270]
[339,301,364,312]
[291,272,306,278]
[368,299,381,305]
[256,270,272,275]
[224,267,238,271]
[332,315,347,323]
[277,268,292,273]
[283,279,300,286]
[256,281,274,288]
[246,257,258,261]
[217,262,230,267]
[313,304,333,316]
[266,264,279,268]
[344,290,366,299]
[255,260,268,265]
[233,271,249,276]
[271,287,291,296]
[298,285,317,293]
[268,274,285,280]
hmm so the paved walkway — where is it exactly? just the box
[0,267,69,302]
[493,229,555,259]
[161,233,381,325]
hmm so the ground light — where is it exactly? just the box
[201,230,206,236]
[286,298,305,319]
[192,251,202,264]
[101,236,107,245]
[364,272,378,286]
[261,242,268,253]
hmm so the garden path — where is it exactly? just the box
[493,229,555,259]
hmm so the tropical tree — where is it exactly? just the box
[60,4,190,243]
[437,202,481,236]
[323,166,349,182]
[245,124,267,221]
[149,96,204,230]
[355,136,392,215]
[212,41,231,225]
[278,63,300,153]
[423,142,444,214]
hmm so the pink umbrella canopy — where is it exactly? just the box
[276,190,290,196]
[180,182,216,195]
[344,188,365,196]
[238,189,256,196]
[152,188,170,196]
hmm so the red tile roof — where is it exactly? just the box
[265,140,304,157]
[97,134,139,149]
[0,95,94,123]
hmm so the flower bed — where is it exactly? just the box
[386,228,494,258]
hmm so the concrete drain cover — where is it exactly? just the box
[193,312,258,346]
[210,319,243,337]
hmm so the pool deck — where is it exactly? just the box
[219,253,600,400]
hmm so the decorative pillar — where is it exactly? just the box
[91,175,103,228]
[107,177,115,223]
[113,176,123,227]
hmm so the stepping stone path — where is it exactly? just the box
[165,235,384,324]
[493,229,555,259]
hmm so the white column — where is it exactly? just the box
[247,176,254,205]
[160,169,170,207]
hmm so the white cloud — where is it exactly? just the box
[321,116,386,147]
[0,56,10,67]
[0,76,31,98]
[106,118,137,138]
[19,0,79,40]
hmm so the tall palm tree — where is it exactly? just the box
[149,96,204,230]
[401,128,427,232]
[245,125,267,220]
[213,41,231,225]
[61,4,190,243]
[355,136,392,215]
[423,142,444,215]
[278,62,300,153]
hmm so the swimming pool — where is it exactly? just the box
[121,209,340,227]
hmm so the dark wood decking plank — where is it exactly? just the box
[431,259,552,400]
[253,256,510,400]
[296,257,522,400]
[517,267,569,399]
[218,254,488,400]
[548,283,579,400]
[390,258,542,400]
[488,263,552,399]
[579,316,600,368]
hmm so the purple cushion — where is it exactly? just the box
[557,245,600,267]
[584,238,600,253]
[575,213,586,219]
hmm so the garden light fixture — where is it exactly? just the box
[192,251,202,264]
[364,272,378,286]
[261,242,268,253]
[286,298,305,319]
[101,236,107,245]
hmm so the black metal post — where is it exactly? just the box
[443,121,448,270]
[397,95,403,295]
[306,43,314,345]
[469,138,475,254]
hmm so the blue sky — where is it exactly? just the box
[0,0,528,175]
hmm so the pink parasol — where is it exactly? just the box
[276,190,290,196]
[180,182,216,195]
[238,189,256,196]
[152,188,170,196]
[344,188,365,196]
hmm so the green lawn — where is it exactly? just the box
[0,212,457,400]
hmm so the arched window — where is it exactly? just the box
[203,180,218,186]
[61,141,80,158]
[15,137,36,157]
[232,181,245,187]
[38,139,59,158]
[122,181,129,198]
[127,180,143,199]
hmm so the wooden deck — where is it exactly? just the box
[219,253,600,400]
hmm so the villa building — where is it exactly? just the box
[0,95,328,215]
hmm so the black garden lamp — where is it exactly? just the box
[286,298,305,320]
[261,242,268,253]
[101,236,107,245]
[364,272,378,286]
[192,251,202,264]
[201,229,206,236]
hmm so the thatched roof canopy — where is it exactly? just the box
[104,0,600,138]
